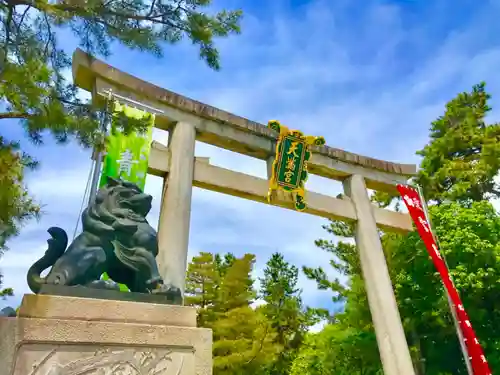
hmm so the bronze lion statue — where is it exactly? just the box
[27,177,182,304]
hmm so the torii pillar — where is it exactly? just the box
[156,121,196,298]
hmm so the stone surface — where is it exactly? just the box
[0,317,16,375]
[14,345,193,375]
[18,294,196,327]
[39,284,177,306]
[343,174,415,375]
[149,141,413,233]
[1,294,211,375]
[157,121,196,296]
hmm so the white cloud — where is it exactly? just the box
[492,175,500,212]
[309,320,328,334]
[250,299,266,310]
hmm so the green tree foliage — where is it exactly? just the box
[416,82,500,204]
[290,325,381,375]
[215,253,255,312]
[0,137,39,250]
[0,274,14,298]
[293,83,500,374]
[185,252,220,327]
[302,220,360,311]
[298,205,500,374]
[0,0,242,260]
[300,219,383,374]
[215,253,237,276]
[373,82,500,209]
[212,253,280,374]
[185,252,279,375]
[0,137,40,293]
[259,252,314,375]
[213,306,278,375]
[386,201,500,374]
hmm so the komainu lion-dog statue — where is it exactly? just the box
[26,177,182,304]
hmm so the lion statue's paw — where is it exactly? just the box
[152,283,183,305]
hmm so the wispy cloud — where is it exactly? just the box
[2,0,500,314]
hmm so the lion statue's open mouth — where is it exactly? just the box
[104,179,153,220]
[124,193,152,216]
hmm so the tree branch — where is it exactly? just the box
[2,5,14,65]
[57,96,91,108]
[9,0,190,32]
[245,318,271,367]
[42,13,53,58]
[146,0,156,17]
[0,112,32,119]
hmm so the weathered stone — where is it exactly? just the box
[149,141,413,233]
[1,294,212,375]
[19,293,196,327]
[343,175,415,375]
[157,122,196,295]
[39,284,175,305]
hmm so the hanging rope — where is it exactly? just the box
[72,94,112,241]
[72,158,95,240]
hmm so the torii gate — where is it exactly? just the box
[72,48,418,375]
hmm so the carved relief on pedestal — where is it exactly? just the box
[14,345,192,375]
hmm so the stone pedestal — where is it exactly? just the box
[0,294,212,375]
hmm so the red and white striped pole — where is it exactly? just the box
[397,184,491,375]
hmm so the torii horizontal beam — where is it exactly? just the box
[149,141,413,233]
[71,48,417,194]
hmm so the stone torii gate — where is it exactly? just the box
[72,48,418,375]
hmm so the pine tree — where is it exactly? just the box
[416,82,500,204]
[301,219,382,373]
[212,253,278,375]
[373,82,500,208]
[259,252,311,374]
[186,252,278,374]
[0,0,243,256]
[213,306,278,375]
[0,138,39,250]
[185,252,220,327]
[215,253,236,277]
[0,274,14,298]
[216,253,256,312]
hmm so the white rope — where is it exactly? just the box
[98,90,165,115]
[87,92,112,208]
[72,158,95,240]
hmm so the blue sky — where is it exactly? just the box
[2,0,500,324]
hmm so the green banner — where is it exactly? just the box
[99,102,155,292]
[99,102,155,190]
[267,120,325,211]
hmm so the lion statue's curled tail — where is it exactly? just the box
[27,227,68,293]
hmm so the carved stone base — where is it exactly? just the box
[0,294,212,375]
